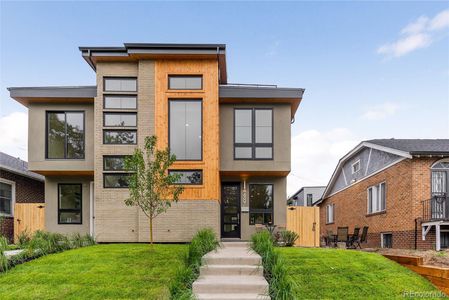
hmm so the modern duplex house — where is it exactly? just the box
[0,152,45,242]
[288,186,325,206]
[317,139,449,250]
[8,43,304,242]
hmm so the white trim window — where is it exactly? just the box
[0,179,15,217]
[367,182,386,214]
[352,160,361,174]
[326,204,334,224]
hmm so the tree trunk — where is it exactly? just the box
[149,216,154,246]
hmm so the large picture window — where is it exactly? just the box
[58,184,82,224]
[249,184,273,225]
[0,181,13,216]
[234,108,273,160]
[367,182,386,214]
[169,100,202,160]
[47,111,85,159]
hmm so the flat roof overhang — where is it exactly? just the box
[79,43,228,84]
[7,86,96,107]
[219,85,305,119]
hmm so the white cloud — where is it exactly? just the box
[378,9,449,58]
[287,128,358,196]
[361,102,400,120]
[0,112,28,160]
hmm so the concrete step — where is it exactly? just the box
[195,293,270,300]
[200,264,263,276]
[221,242,251,249]
[192,275,269,294]
[203,254,261,266]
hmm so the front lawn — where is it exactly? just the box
[0,244,187,299]
[279,248,443,299]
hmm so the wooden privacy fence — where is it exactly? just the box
[286,206,320,247]
[14,203,45,243]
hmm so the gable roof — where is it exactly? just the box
[0,152,44,181]
[367,139,449,156]
[318,139,449,203]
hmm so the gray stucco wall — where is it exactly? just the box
[219,103,291,173]
[27,102,94,172]
[221,176,287,240]
[329,147,402,195]
[45,176,92,235]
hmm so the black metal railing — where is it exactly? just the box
[422,195,449,222]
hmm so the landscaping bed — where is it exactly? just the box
[279,248,442,299]
[0,244,187,299]
[374,248,449,268]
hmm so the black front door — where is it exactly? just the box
[221,183,241,238]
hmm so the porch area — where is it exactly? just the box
[421,196,449,251]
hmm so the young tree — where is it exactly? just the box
[124,135,184,245]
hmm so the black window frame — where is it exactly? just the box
[103,77,138,93]
[58,183,82,225]
[46,111,85,160]
[168,169,203,185]
[168,99,203,161]
[103,94,138,110]
[381,233,393,248]
[168,75,203,90]
[103,155,130,171]
[249,183,274,225]
[103,173,131,189]
[103,130,137,145]
[103,112,138,127]
[234,108,273,160]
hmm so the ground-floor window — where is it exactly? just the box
[442,231,449,249]
[249,184,273,225]
[58,184,82,224]
[381,233,393,248]
[0,180,14,216]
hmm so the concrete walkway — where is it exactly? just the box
[193,242,270,300]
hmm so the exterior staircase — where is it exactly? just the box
[193,242,270,300]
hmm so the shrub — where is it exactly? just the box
[16,229,31,248]
[279,230,299,247]
[251,230,294,299]
[169,228,219,299]
[0,235,9,272]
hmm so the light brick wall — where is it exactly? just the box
[320,158,440,249]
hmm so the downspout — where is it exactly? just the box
[414,218,418,250]
[86,49,96,71]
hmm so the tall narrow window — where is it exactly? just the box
[47,111,84,159]
[234,108,273,160]
[367,182,386,214]
[326,204,334,224]
[168,75,202,90]
[249,184,273,225]
[306,194,313,206]
[58,184,82,224]
[169,100,202,160]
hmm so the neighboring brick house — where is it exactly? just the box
[317,139,449,250]
[7,43,304,242]
[0,152,45,242]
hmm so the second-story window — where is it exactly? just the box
[234,108,273,160]
[103,113,137,127]
[104,77,137,92]
[169,100,202,160]
[168,75,202,90]
[46,111,84,159]
[306,194,313,206]
[367,182,386,214]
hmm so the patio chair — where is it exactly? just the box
[348,227,360,249]
[336,227,349,247]
[354,226,369,249]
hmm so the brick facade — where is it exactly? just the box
[320,157,443,250]
[0,169,44,242]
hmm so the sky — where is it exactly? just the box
[1,1,448,196]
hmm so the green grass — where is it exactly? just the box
[279,248,444,300]
[0,244,187,300]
